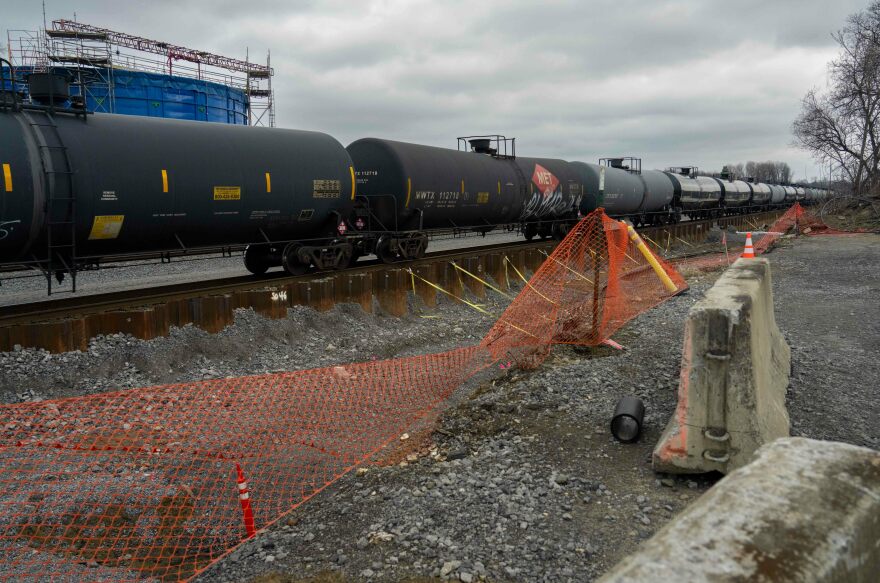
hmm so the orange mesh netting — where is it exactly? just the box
[676,202,844,273]
[0,210,685,581]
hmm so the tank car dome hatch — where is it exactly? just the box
[468,138,495,155]
[669,166,697,177]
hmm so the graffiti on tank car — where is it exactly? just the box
[531,164,559,198]
[0,220,21,240]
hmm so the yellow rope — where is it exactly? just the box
[675,236,694,247]
[641,233,663,251]
[407,268,539,338]
[503,256,558,306]
[538,250,594,284]
[451,262,514,300]
[407,269,494,315]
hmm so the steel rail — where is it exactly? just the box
[0,209,783,329]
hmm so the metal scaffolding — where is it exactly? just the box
[6,19,275,125]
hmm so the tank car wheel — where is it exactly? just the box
[523,223,538,241]
[244,244,270,275]
[282,243,311,275]
[415,235,428,259]
[408,233,428,259]
[376,236,399,263]
[331,239,354,269]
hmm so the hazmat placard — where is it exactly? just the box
[214,186,241,201]
[88,215,125,240]
[312,179,341,199]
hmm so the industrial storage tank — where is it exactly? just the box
[4,66,249,124]
[99,69,249,124]
[0,108,355,266]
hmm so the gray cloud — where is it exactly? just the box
[3,0,865,181]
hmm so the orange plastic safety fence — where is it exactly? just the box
[674,203,831,272]
[0,210,684,581]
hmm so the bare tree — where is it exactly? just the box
[775,161,792,184]
[718,161,791,183]
[793,2,880,197]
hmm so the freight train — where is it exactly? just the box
[0,71,830,287]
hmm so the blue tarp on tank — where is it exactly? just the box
[1,66,248,124]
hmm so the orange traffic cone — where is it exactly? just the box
[741,232,755,258]
[236,463,256,539]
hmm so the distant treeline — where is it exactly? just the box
[718,161,793,184]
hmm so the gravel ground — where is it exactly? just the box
[769,233,880,449]
[0,296,504,403]
[0,230,524,307]
[190,276,717,583]
[0,231,876,582]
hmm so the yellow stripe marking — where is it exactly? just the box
[460,179,465,194]
[350,166,356,200]
[405,177,412,208]
[265,172,272,193]
[497,181,501,195]
[161,169,168,193]
[2,164,11,192]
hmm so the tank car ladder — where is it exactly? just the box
[22,110,79,294]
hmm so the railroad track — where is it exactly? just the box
[0,210,783,353]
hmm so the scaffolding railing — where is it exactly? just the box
[6,19,274,126]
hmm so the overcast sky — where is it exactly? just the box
[3,0,868,181]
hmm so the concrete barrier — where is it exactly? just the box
[601,437,880,583]
[654,257,790,474]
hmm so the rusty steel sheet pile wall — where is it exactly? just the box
[0,210,686,581]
